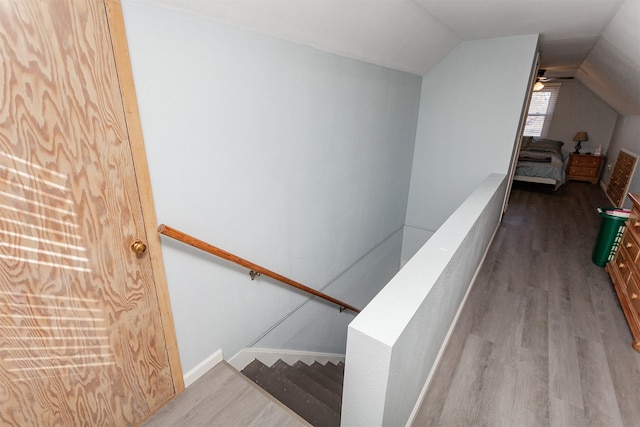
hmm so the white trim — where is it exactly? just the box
[601,179,609,197]
[405,205,502,426]
[228,348,345,371]
[183,348,224,387]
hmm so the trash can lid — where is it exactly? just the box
[597,207,631,219]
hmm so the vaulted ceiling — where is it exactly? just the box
[144,0,640,115]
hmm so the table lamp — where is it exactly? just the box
[573,131,588,154]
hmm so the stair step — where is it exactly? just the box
[242,360,340,426]
[336,362,345,378]
[271,360,342,412]
[319,361,344,382]
[310,362,344,388]
[293,361,343,397]
[271,359,293,374]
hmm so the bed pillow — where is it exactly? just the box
[521,136,534,151]
[527,138,564,154]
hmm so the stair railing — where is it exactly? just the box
[157,224,361,313]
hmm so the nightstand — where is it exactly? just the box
[566,154,605,184]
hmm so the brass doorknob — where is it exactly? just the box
[130,240,147,254]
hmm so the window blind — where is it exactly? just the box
[523,83,560,137]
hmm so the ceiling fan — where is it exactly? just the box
[534,69,573,90]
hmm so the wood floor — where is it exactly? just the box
[412,181,640,427]
[140,362,309,426]
[141,181,638,426]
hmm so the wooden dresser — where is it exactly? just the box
[566,153,604,184]
[606,193,640,352]
[607,149,638,207]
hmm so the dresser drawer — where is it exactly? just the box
[628,209,640,241]
[608,188,624,205]
[568,166,598,178]
[613,246,633,283]
[622,232,640,265]
[631,205,640,225]
[626,274,640,321]
[618,152,636,170]
[571,156,601,167]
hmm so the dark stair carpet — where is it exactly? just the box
[241,359,344,427]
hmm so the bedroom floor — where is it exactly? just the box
[412,181,640,427]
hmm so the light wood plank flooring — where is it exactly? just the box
[412,181,640,427]
[141,362,309,426]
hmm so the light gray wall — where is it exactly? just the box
[343,173,508,426]
[121,0,421,374]
[251,228,403,352]
[547,79,618,154]
[601,115,640,208]
[402,35,539,261]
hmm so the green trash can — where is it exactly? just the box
[592,208,629,267]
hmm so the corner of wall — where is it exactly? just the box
[183,348,224,387]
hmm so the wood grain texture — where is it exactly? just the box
[412,182,640,426]
[103,0,184,395]
[0,0,173,425]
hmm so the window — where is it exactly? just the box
[523,84,560,137]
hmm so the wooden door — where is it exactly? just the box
[0,0,179,425]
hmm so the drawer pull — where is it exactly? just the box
[632,293,638,300]
[619,262,626,268]
[635,221,640,228]
[627,242,634,248]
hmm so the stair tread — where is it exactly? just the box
[275,362,342,412]
[271,359,293,374]
[310,362,344,387]
[321,362,345,380]
[242,360,340,426]
[293,361,343,396]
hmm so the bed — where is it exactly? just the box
[513,137,568,190]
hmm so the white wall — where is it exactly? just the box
[402,35,539,261]
[547,80,618,154]
[343,173,508,426]
[251,228,403,352]
[601,115,640,207]
[121,0,421,374]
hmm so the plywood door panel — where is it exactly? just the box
[0,0,175,425]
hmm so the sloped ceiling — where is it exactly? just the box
[140,0,640,115]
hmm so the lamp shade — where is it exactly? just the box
[533,81,545,91]
[573,131,588,142]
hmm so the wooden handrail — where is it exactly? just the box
[157,224,361,313]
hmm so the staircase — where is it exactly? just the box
[241,359,344,427]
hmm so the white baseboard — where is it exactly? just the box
[183,348,345,387]
[228,348,345,371]
[183,348,224,387]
